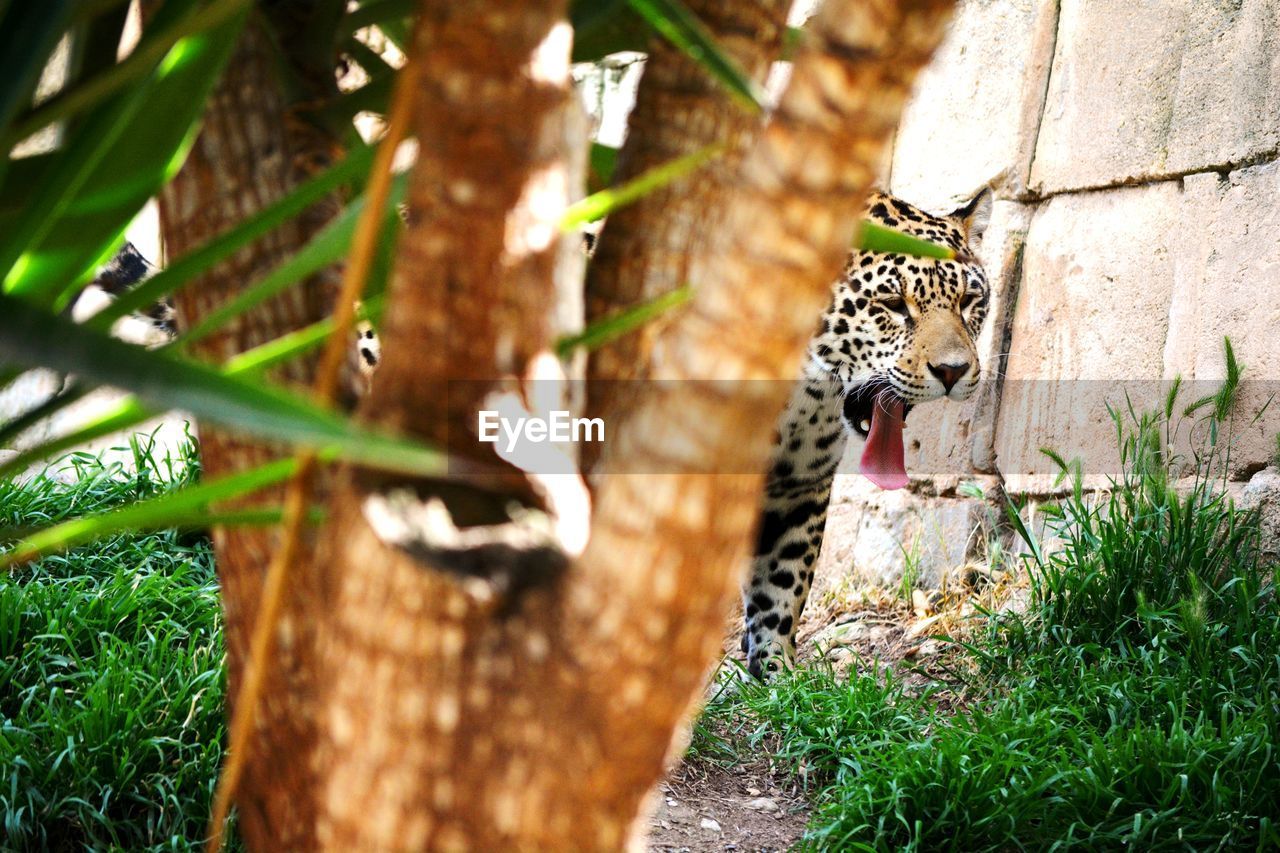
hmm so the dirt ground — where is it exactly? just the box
[645,750,810,853]
[646,556,1011,851]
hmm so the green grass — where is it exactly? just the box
[708,387,1280,851]
[0,433,228,851]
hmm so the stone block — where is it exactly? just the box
[994,182,1182,489]
[995,167,1280,489]
[1164,164,1280,476]
[890,0,1058,207]
[1240,466,1280,563]
[969,200,1033,473]
[1031,0,1280,193]
[1165,166,1280,379]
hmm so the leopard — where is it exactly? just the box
[742,187,993,679]
[72,241,381,391]
[69,242,176,348]
[78,198,989,683]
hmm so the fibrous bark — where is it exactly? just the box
[583,0,791,451]
[158,21,341,848]
[307,0,954,849]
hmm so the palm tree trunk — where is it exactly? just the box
[306,0,954,848]
[158,21,340,848]
[583,0,791,454]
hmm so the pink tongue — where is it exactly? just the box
[860,397,908,490]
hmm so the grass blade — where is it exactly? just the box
[625,0,766,111]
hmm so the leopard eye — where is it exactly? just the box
[959,291,979,311]
[880,295,910,317]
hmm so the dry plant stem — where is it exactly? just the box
[204,455,316,852]
[203,44,423,853]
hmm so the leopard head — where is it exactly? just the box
[813,188,994,487]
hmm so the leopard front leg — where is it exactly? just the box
[743,484,835,678]
[743,367,846,679]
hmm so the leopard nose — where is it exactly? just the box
[928,361,970,393]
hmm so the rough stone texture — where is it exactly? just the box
[816,0,1280,587]
[1166,165,1280,380]
[890,0,1058,207]
[1031,0,1280,194]
[1241,466,1280,563]
[990,169,1280,491]
[967,200,1032,473]
[1164,165,1280,475]
[993,183,1182,491]
[819,476,992,589]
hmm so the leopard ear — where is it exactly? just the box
[863,187,891,212]
[949,187,993,245]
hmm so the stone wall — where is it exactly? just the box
[822,0,1280,587]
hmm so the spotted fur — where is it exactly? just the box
[70,243,175,348]
[75,243,382,399]
[743,188,994,679]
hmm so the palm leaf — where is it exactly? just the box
[571,0,648,61]
[588,142,619,193]
[0,293,445,477]
[0,291,387,481]
[344,0,415,35]
[0,456,310,568]
[2,0,252,150]
[0,380,89,449]
[561,142,725,229]
[222,294,386,375]
[556,286,692,357]
[1,0,249,309]
[345,0,413,48]
[0,395,150,481]
[857,221,956,261]
[90,142,378,330]
[0,51,155,295]
[180,180,405,345]
[0,1,79,166]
